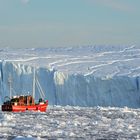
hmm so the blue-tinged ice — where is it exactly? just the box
[0,45,140,108]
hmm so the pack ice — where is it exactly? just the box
[0,45,140,108]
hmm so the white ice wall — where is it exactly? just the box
[0,61,140,108]
[54,73,140,108]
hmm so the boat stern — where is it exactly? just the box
[2,104,12,111]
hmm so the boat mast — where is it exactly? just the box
[8,74,12,99]
[32,67,36,99]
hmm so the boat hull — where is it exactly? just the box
[2,100,48,112]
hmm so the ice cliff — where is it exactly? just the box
[0,46,140,108]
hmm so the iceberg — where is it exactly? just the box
[0,45,140,108]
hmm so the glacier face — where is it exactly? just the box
[0,45,140,108]
[54,73,140,108]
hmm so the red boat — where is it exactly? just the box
[2,96,48,112]
[2,68,48,112]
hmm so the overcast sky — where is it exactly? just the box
[0,0,140,48]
